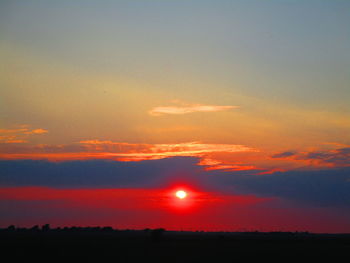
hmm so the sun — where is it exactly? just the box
[175,190,187,199]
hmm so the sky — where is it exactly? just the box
[0,0,350,233]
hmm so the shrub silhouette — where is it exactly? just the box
[151,228,165,242]
[42,224,50,231]
[7,225,15,231]
[31,225,39,231]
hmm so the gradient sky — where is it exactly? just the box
[1,0,350,233]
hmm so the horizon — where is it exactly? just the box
[1,0,350,234]
[2,224,347,235]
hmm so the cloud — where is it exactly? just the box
[0,186,268,212]
[198,158,259,172]
[271,151,296,158]
[0,140,256,162]
[0,136,27,144]
[23,128,48,135]
[271,147,350,168]
[0,126,48,143]
[300,147,350,166]
[0,127,48,135]
[0,129,28,134]
[0,157,349,208]
[221,167,350,207]
[0,157,202,188]
[149,102,238,116]
[269,146,350,168]
[0,184,278,231]
[4,139,349,175]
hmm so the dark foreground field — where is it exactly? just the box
[1,227,349,262]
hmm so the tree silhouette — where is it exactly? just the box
[151,228,166,242]
[42,224,50,232]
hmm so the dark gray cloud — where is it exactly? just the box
[301,147,350,166]
[271,151,296,158]
[1,157,350,207]
[0,157,203,188]
[271,147,350,167]
[213,168,350,207]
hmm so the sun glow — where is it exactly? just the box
[175,190,187,199]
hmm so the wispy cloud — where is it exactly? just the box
[270,145,350,168]
[0,136,28,144]
[299,147,350,167]
[79,140,256,161]
[0,126,48,144]
[271,151,296,158]
[149,102,238,116]
[198,158,259,172]
[0,140,256,163]
[24,128,48,135]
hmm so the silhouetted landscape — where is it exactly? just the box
[1,225,349,262]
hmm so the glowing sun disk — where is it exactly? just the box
[176,190,187,199]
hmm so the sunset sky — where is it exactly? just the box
[1,0,350,233]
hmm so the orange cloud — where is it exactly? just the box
[149,102,238,116]
[2,139,28,144]
[24,128,48,135]
[0,126,48,143]
[6,137,344,173]
[0,140,257,163]
[2,138,308,173]
[0,128,28,134]
[9,137,338,173]
[198,158,259,172]
[80,140,257,161]
[270,144,350,168]
[0,135,27,144]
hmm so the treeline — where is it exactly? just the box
[1,225,312,235]
[3,224,115,232]
[1,225,167,242]
[1,224,168,235]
